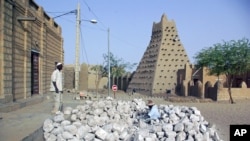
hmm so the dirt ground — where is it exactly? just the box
[137,94,250,141]
[1,91,249,141]
[86,90,250,141]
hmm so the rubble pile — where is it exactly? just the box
[43,97,222,141]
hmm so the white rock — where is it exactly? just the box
[134,133,144,141]
[71,109,79,114]
[119,130,129,140]
[105,133,118,141]
[156,132,164,138]
[184,121,193,131]
[145,137,156,141]
[43,99,221,141]
[194,133,203,141]
[176,131,186,141]
[200,124,207,133]
[44,132,50,140]
[56,134,65,141]
[70,114,77,121]
[174,123,184,132]
[166,138,176,141]
[83,133,95,141]
[72,121,82,128]
[64,125,77,135]
[54,114,64,123]
[51,126,63,135]
[112,122,125,133]
[43,119,54,132]
[62,131,73,139]
[95,128,108,140]
[165,131,176,138]
[162,124,173,132]
[189,114,200,122]
[61,120,71,126]
[94,108,103,115]
[137,129,150,138]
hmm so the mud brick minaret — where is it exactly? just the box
[127,14,190,95]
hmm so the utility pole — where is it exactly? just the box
[75,3,80,93]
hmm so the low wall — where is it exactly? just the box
[217,88,250,101]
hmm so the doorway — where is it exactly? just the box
[31,51,39,95]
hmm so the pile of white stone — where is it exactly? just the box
[43,97,222,141]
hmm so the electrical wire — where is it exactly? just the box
[81,0,143,50]
[79,26,90,65]
[53,10,76,19]
[44,10,76,24]
[81,0,107,29]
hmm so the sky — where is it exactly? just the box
[35,0,250,71]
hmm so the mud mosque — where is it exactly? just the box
[127,14,190,95]
[126,14,250,101]
[64,14,250,101]
[126,14,250,100]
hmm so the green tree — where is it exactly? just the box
[194,38,250,103]
[91,52,137,90]
[102,52,137,78]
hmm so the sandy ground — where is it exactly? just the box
[0,92,249,141]
[112,92,250,141]
[156,99,250,141]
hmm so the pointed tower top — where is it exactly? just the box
[161,13,168,21]
[153,13,169,29]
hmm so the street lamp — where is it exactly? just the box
[74,3,97,93]
[82,19,97,24]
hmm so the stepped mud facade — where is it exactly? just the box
[127,14,190,95]
[0,0,63,103]
[178,64,250,101]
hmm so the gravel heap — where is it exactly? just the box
[43,97,222,141]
